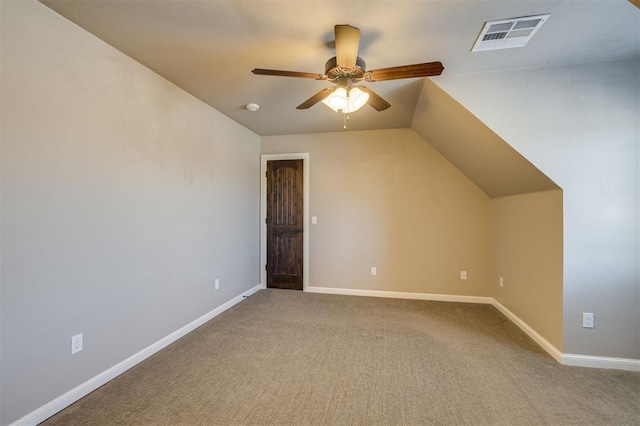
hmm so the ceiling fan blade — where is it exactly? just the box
[252,69,326,80]
[296,87,335,110]
[335,25,360,68]
[359,86,391,111]
[364,61,444,82]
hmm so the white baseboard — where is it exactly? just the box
[562,354,640,371]
[490,299,564,363]
[10,284,263,426]
[308,286,640,372]
[11,284,639,425]
[306,286,494,304]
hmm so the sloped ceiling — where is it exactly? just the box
[412,79,558,198]
[39,0,639,137]
[36,0,638,197]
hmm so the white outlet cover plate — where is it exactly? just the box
[582,313,594,328]
[71,333,83,355]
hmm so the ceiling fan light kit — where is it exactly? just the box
[252,24,444,128]
[321,86,369,113]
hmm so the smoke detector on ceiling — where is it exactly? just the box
[472,14,550,52]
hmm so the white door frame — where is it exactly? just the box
[260,153,310,291]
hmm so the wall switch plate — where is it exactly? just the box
[312,216,317,225]
[215,278,220,290]
[460,271,467,280]
[499,276,504,288]
[71,333,83,355]
[582,312,594,328]
[371,267,377,276]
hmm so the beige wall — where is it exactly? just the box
[411,78,564,353]
[492,190,564,351]
[262,129,492,296]
[435,59,639,359]
[1,1,260,424]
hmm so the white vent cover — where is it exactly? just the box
[472,14,550,52]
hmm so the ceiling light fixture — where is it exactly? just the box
[322,86,369,114]
[246,103,260,112]
[321,85,369,129]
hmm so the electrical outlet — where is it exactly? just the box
[71,333,83,355]
[460,271,467,280]
[499,276,504,288]
[215,278,220,290]
[582,312,594,328]
[371,267,377,276]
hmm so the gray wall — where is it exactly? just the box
[434,59,639,359]
[0,1,260,424]
[1,1,636,423]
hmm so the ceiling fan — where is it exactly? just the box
[252,24,444,114]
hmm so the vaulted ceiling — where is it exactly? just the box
[40,0,639,137]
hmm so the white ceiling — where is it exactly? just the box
[40,0,639,136]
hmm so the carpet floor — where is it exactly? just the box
[42,289,639,425]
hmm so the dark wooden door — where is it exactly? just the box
[266,160,303,290]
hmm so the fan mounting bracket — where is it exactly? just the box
[325,56,366,83]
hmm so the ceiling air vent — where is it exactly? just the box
[471,14,550,52]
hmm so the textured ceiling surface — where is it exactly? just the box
[40,0,639,136]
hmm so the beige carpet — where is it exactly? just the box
[43,289,639,425]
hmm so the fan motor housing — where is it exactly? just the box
[325,56,366,83]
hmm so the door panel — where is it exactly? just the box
[267,160,303,290]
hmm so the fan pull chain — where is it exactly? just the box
[343,90,351,129]
[343,113,351,130]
